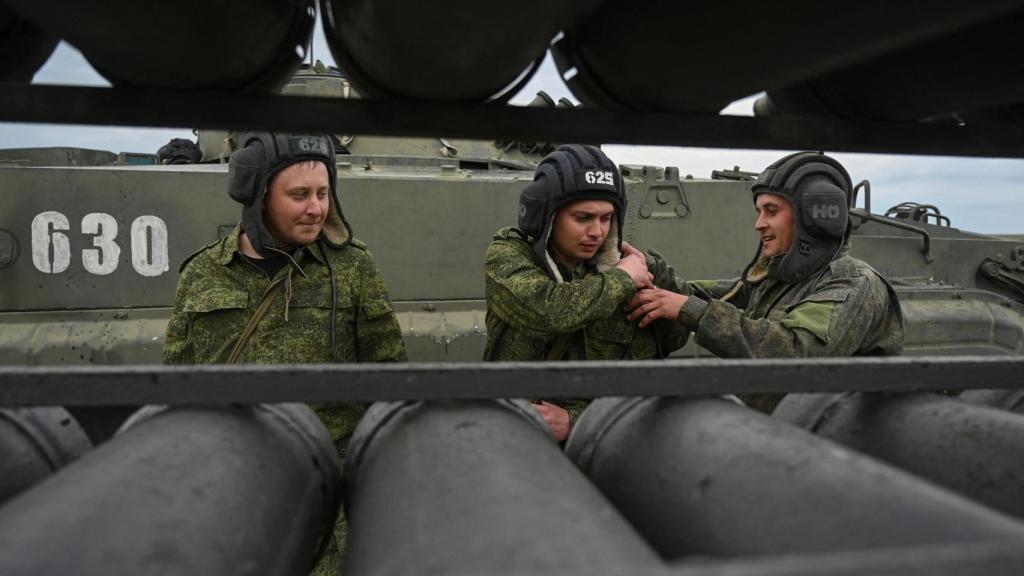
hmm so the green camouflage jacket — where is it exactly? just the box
[163,225,406,440]
[484,227,688,362]
[675,250,904,358]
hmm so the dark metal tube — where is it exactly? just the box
[552,1,1022,113]
[342,400,663,574]
[0,404,341,576]
[774,392,1024,519]
[320,0,583,101]
[566,397,1024,560]
[0,407,91,505]
[1,0,314,92]
[755,11,1024,122]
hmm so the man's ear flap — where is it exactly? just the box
[227,146,263,204]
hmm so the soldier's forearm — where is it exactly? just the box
[693,300,838,359]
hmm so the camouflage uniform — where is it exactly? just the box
[673,249,904,358]
[485,226,689,362]
[164,224,407,441]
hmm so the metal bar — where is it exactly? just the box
[3,85,1024,158]
[851,209,934,263]
[0,356,1022,407]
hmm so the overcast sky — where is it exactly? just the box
[3,21,1022,234]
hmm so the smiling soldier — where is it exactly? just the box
[627,151,903,365]
[163,130,406,436]
[484,144,688,440]
[163,132,405,574]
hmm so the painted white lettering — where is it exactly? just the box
[31,211,71,274]
[584,170,616,186]
[812,204,842,219]
[81,213,121,275]
[131,215,169,277]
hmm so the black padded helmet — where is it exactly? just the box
[226,132,351,257]
[517,144,626,281]
[750,151,853,283]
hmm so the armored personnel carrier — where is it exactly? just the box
[1,2,1024,575]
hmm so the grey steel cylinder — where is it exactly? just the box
[552,1,1020,113]
[754,10,1024,122]
[0,403,341,576]
[774,392,1024,519]
[342,399,663,575]
[320,0,584,101]
[0,407,91,505]
[1,0,314,92]
[566,397,1024,560]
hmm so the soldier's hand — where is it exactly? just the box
[620,241,645,260]
[533,401,571,442]
[616,253,654,289]
[626,288,688,328]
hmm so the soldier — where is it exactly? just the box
[164,129,405,425]
[484,144,689,440]
[627,151,903,361]
[163,132,405,574]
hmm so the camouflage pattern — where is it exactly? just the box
[484,227,689,362]
[674,249,904,358]
[164,224,406,441]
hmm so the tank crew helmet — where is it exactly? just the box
[226,132,351,257]
[750,151,853,284]
[517,144,626,282]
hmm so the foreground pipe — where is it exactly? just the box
[774,392,1024,519]
[566,397,1024,560]
[0,404,341,576]
[2,0,314,92]
[552,0,1021,113]
[343,400,663,575]
[320,0,584,101]
[0,407,90,505]
[754,10,1024,121]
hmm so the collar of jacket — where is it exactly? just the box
[214,223,328,267]
[762,245,849,283]
[554,260,594,282]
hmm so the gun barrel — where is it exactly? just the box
[775,392,1024,519]
[0,404,341,576]
[566,397,1024,560]
[0,407,91,506]
[342,399,664,575]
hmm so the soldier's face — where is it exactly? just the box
[263,161,330,248]
[755,194,794,257]
[550,200,615,266]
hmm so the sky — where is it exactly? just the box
[3,20,1022,234]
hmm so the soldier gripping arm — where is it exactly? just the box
[643,247,697,354]
[630,266,897,358]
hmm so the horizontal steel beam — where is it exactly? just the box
[3,85,1024,158]
[0,356,1022,406]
